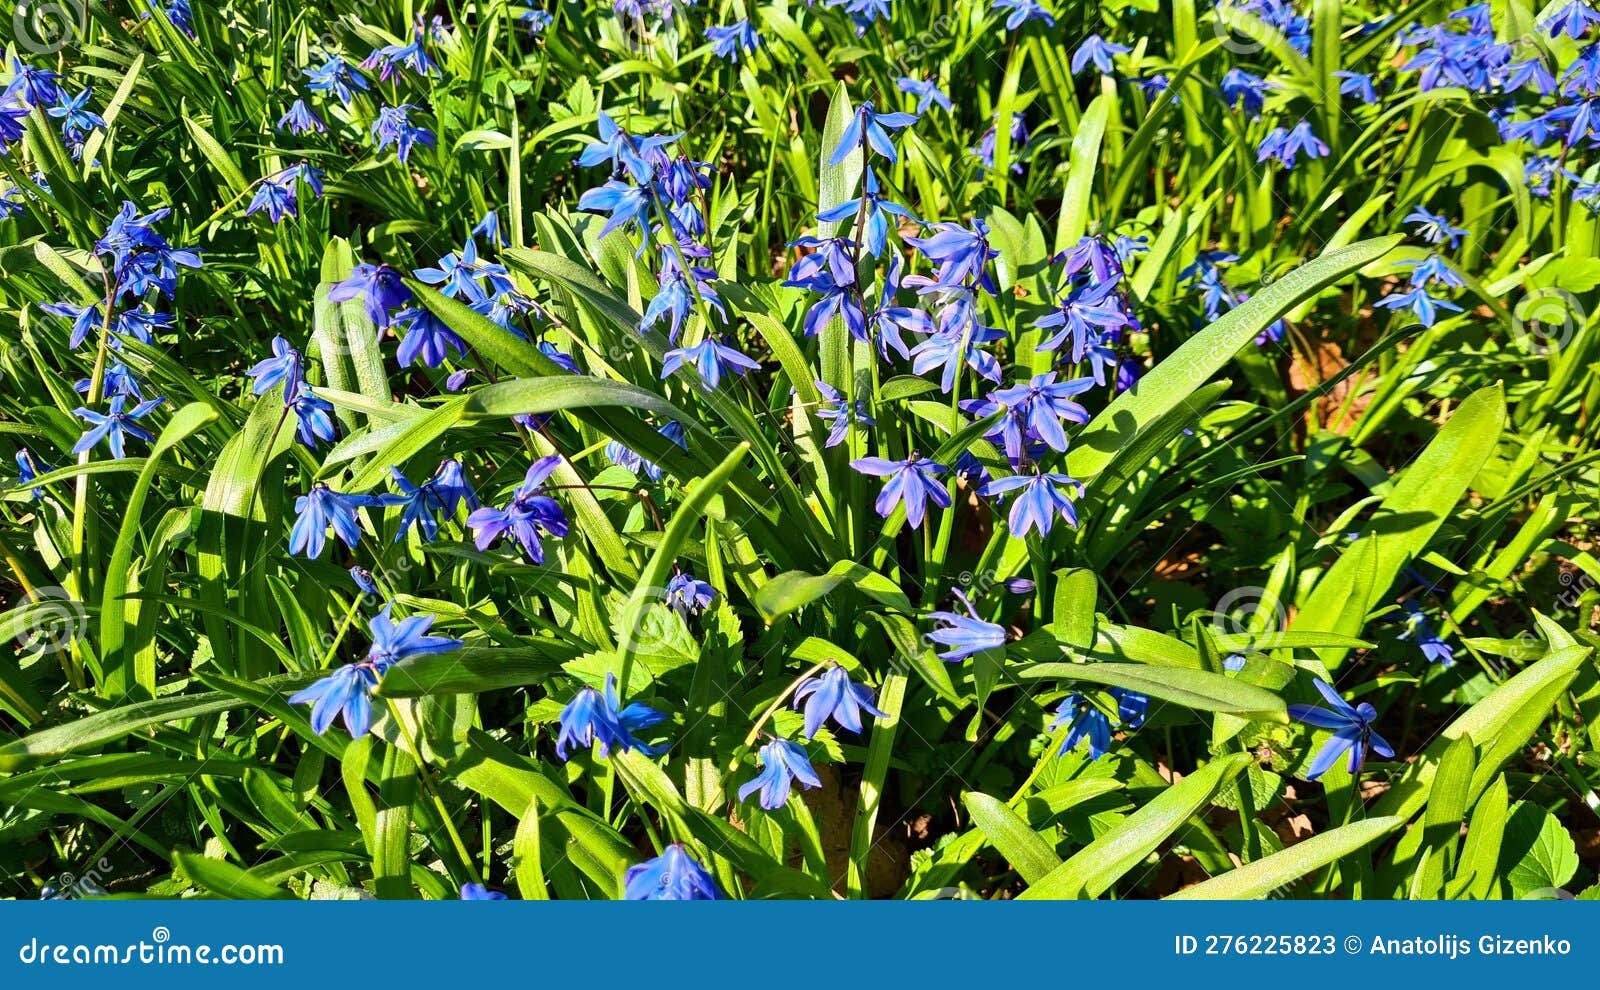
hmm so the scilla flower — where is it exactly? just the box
[665,571,717,618]
[926,589,1005,662]
[978,470,1084,538]
[465,455,569,563]
[661,337,761,391]
[1288,679,1395,779]
[1399,602,1455,667]
[1051,693,1112,759]
[794,665,887,738]
[849,453,950,528]
[555,672,667,760]
[328,263,413,328]
[71,396,165,458]
[459,883,507,900]
[738,737,822,810]
[624,844,722,900]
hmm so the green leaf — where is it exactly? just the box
[376,646,567,697]
[174,850,293,899]
[963,791,1063,885]
[1502,802,1580,899]
[1167,817,1404,899]
[754,561,914,622]
[1017,661,1287,720]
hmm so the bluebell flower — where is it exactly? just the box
[794,665,886,738]
[277,99,326,134]
[4,57,63,107]
[992,0,1054,29]
[972,112,1029,174]
[829,101,918,165]
[71,396,165,459]
[1070,34,1130,75]
[1113,688,1148,728]
[1547,0,1600,38]
[896,75,951,114]
[1500,58,1557,96]
[1399,602,1455,667]
[1561,46,1600,96]
[289,484,393,559]
[47,89,105,141]
[519,6,555,34]
[785,234,859,287]
[859,256,931,359]
[1035,280,1135,362]
[1373,285,1463,327]
[328,263,413,328]
[909,305,1005,392]
[465,455,569,562]
[1058,234,1126,285]
[850,454,950,528]
[391,457,479,543]
[738,737,822,810]
[578,179,653,244]
[1402,254,1465,290]
[1288,678,1395,778]
[246,336,305,398]
[372,104,435,163]
[304,55,370,106]
[472,210,508,247]
[113,309,173,345]
[623,844,722,900]
[814,380,875,448]
[705,19,761,61]
[926,589,1006,662]
[1402,206,1468,248]
[1333,70,1378,103]
[364,603,463,666]
[661,337,761,391]
[979,470,1083,537]
[1051,693,1113,759]
[246,174,297,223]
[290,389,338,450]
[1139,75,1174,102]
[15,449,50,499]
[1257,121,1329,169]
[40,301,102,350]
[575,111,679,183]
[1545,98,1600,146]
[664,571,716,618]
[555,672,667,760]
[1220,68,1272,117]
[1223,653,1248,672]
[459,883,507,900]
[985,372,1094,459]
[644,253,723,341]
[350,565,379,597]
[793,272,867,342]
[362,22,439,81]
[905,219,998,289]
[392,306,469,368]
[414,239,513,304]
[605,421,686,481]
[288,662,382,736]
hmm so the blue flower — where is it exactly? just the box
[15,449,50,499]
[979,470,1084,538]
[459,883,507,900]
[829,101,918,165]
[992,0,1054,29]
[1058,234,1126,285]
[304,55,370,106]
[555,672,667,760]
[1399,602,1455,667]
[290,389,338,450]
[982,372,1094,460]
[246,175,297,224]
[361,21,439,81]
[472,210,508,247]
[113,309,173,345]
[393,306,469,368]
[794,665,886,738]
[1257,121,1329,169]
[364,603,463,666]
[246,336,305,399]
[40,301,102,350]
[605,421,686,481]
[414,239,512,304]
[909,307,1005,392]
[277,99,326,135]
[1373,286,1462,327]
[905,219,998,289]
[288,662,382,736]
[4,57,63,107]
[623,844,722,900]
[661,337,761,391]
[705,19,761,62]
[664,571,716,618]
[1070,34,1130,75]
[289,484,393,559]
[1034,281,1135,361]
[643,253,723,341]
[575,111,680,183]
[972,112,1029,174]
[47,88,105,141]
[1288,678,1395,778]
[1333,70,1379,103]
[926,589,1005,662]
[1221,66,1271,114]
[896,75,951,114]
[328,263,414,328]
[372,104,435,163]
[350,565,379,597]
[71,396,165,459]
[465,455,569,562]
[1402,206,1468,248]
[850,454,951,528]
[1050,693,1113,759]
[391,458,479,543]
[814,380,875,448]
[737,737,822,810]
[519,7,554,35]
[577,179,653,243]
[1547,0,1600,38]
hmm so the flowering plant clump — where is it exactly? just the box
[0,0,1595,902]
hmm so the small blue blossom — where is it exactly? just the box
[289,484,394,559]
[737,737,822,810]
[794,665,886,738]
[555,672,667,760]
[850,454,951,528]
[829,101,918,165]
[71,396,165,459]
[465,455,569,562]
[1288,678,1395,778]
[665,571,717,618]
[979,470,1083,538]
[661,337,761,391]
[896,75,951,114]
[624,844,722,900]
[1051,693,1112,759]
[705,19,761,62]
[1402,206,1468,248]
[277,99,326,135]
[391,458,479,543]
[992,0,1055,30]
[1257,121,1329,169]
[459,883,507,900]
[926,589,1006,662]
[304,55,370,106]
[372,104,435,163]
[1070,34,1130,75]
[328,263,414,328]
[1399,602,1455,667]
